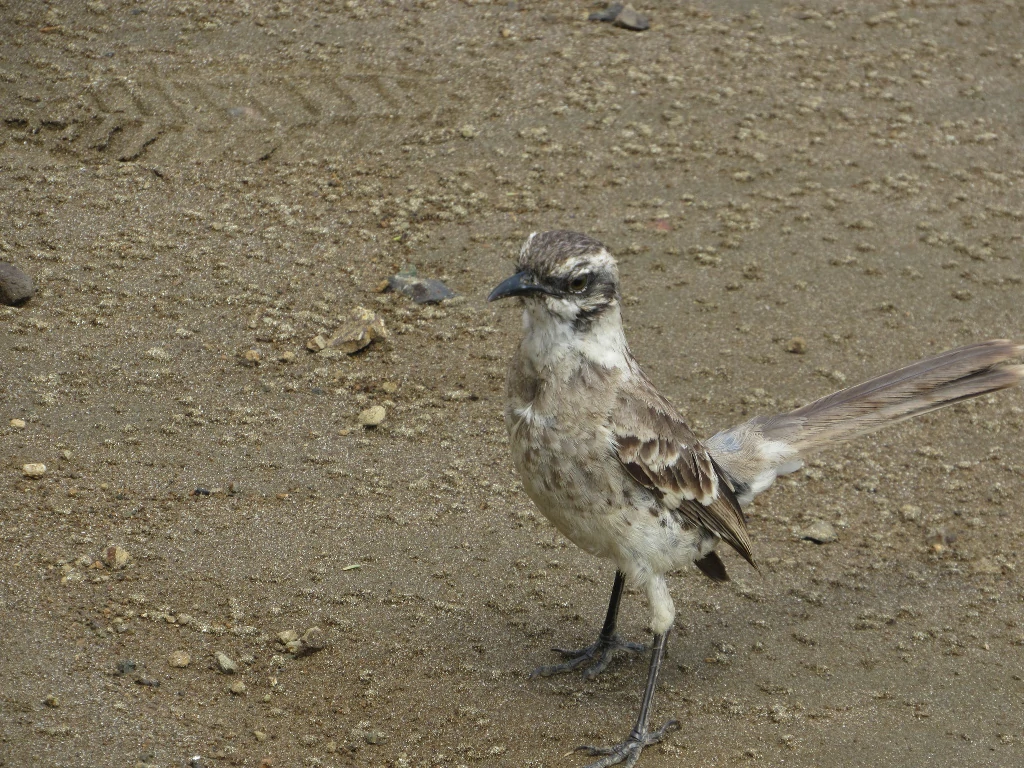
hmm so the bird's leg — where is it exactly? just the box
[575,630,680,768]
[532,570,645,679]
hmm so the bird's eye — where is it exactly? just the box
[568,274,589,293]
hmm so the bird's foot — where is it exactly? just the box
[575,719,680,768]
[531,634,646,680]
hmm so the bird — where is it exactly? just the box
[487,229,1024,768]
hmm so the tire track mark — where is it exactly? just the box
[1,65,508,163]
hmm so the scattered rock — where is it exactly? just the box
[800,520,838,544]
[215,652,238,674]
[103,545,130,570]
[21,463,46,478]
[358,405,386,428]
[308,306,388,354]
[276,626,326,656]
[300,626,326,653]
[241,349,261,366]
[0,262,35,306]
[460,125,477,139]
[589,2,650,31]
[277,629,299,645]
[44,694,59,708]
[443,390,478,402]
[899,504,922,523]
[135,675,160,687]
[351,724,388,745]
[115,660,137,676]
[229,680,247,695]
[384,267,455,304]
[168,650,191,668]
[278,350,296,364]
[786,337,807,354]
[364,730,388,745]
[10,418,26,430]
[253,730,268,742]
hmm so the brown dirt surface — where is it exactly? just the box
[2,1,1023,767]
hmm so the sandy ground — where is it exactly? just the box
[2,1,1024,767]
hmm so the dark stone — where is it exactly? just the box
[115,660,137,675]
[614,6,650,31]
[589,2,649,31]
[589,2,623,22]
[0,262,35,306]
[385,269,455,304]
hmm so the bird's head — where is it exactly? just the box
[487,230,621,331]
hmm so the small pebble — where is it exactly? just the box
[0,262,35,306]
[103,545,130,570]
[786,337,807,354]
[21,463,46,478]
[115,660,137,676]
[300,626,325,652]
[253,730,268,742]
[45,694,59,708]
[589,2,650,31]
[216,652,238,674]
[900,504,921,522]
[385,272,455,304]
[277,629,299,644]
[358,406,386,428]
[10,418,26,429]
[242,349,261,366]
[309,306,388,355]
[168,650,191,668]
[229,680,247,695]
[800,520,838,544]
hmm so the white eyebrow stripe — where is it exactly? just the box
[560,249,615,274]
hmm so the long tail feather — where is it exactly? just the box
[708,340,1024,505]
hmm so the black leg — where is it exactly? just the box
[575,630,680,768]
[532,570,646,679]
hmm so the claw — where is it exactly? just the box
[575,719,680,768]
[530,634,646,679]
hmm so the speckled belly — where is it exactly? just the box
[509,414,706,575]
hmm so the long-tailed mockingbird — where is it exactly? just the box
[488,230,1023,768]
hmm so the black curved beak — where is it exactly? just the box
[487,270,550,302]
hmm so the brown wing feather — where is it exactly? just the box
[612,372,756,568]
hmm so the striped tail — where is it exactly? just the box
[707,339,1024,505]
